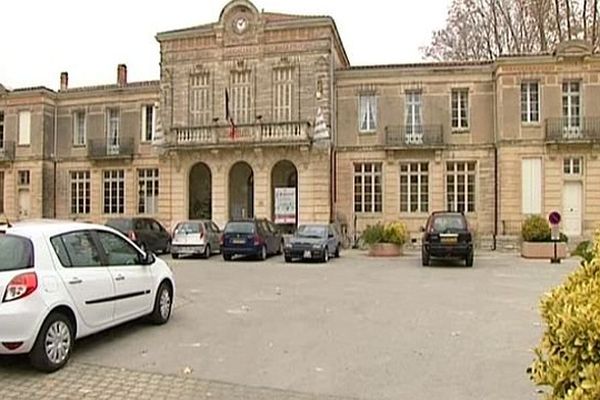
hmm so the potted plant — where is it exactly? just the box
[361,221,409,257]
[520,215,568,259]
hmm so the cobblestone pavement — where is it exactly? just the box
[0,361,358,400]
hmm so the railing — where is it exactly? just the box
[88,138,135,159]
[174,121,311,147]
[0,141,15,162]
[545,118,600,142]
[384,125,444,148]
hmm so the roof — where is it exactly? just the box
[347,60,494,71]
[60,80,160,94]
[5,219,104,239]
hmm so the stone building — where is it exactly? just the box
[1,0,599,247]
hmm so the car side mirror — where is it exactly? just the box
[142,250,156,265]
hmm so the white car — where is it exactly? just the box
[0,220,175,372]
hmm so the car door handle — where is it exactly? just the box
[68,278,83,285]
[115,275,125,281]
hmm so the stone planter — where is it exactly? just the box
[521,241,568,259]
[368,243,403,257]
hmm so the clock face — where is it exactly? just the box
[233,17,248,34]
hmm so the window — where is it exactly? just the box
[0,111,4,147]
[521,82,540,123]
[73,111,86,146]
[141,105,155,142]
[231,70,252,124]
[354,163,382,213]
[18,111,31,145]
[0,171,3,214]
[400,162,429,213]
[138,169,159,214]
[405,91,423,143]
[106,108,120,152]
[18,170,30,186]
[70,171,90,215]
[274,68,293,122]
[103,170,125,214]
[446,162,476,212]
[564,157,583,175]
[190,73,210,126]
[96,231,140,266]
[522,158,542,214]
[0,235,34,271]
[562,81,581,130]
[359,95,377,132]
[51,231,102,268]
[451,89,469,130]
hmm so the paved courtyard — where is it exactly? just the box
[0,250,578,400]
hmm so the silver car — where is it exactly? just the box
[171,220,221,259]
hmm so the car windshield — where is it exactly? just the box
[432,215,467,232]
[225,222,255,234]
[0,234,34,271]
[297,225,327,239]
[174,222,201,234]
[106,219,132,232]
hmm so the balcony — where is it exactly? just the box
[173,121,312,148]
[545,118,600,143]
[88,138,135,160]
[0,141,15,162]
[384,125,444,148]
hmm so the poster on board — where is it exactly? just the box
[274,187,296,224]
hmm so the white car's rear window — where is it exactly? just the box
[0,234,34,271]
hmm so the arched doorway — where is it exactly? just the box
[229,161,254,219]
[189,162,212,219]
[271,160,298,234]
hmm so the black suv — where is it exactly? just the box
[421,212,473,267]
[105,217,171,254]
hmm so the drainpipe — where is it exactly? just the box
[492,70,498,251]
[53,100,58,218]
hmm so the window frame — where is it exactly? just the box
[399,162,429,214]
[445,161,477,213]
[189,73,211,126]
[520,81,540,124]
[73,110,87,147]
[450,89,470,132]
[95,230,143,267]
[103,169,125,215]
[273,67,294,122]
[563,157,583,176]
[0,110,4,148]
[137,168,159,214]
[70,170,91,215]
[353,162,383,213]
[50,230,104,269]
[230,70,252,124]
[562,81,582,129]
[18,110,31,146]
[141,105,156,142]
[358,94,377,133]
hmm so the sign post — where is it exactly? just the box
[548,211,561,264]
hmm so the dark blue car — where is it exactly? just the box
[220,219,283,261]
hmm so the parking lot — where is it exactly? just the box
[0,250,577,400]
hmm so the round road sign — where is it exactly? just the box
[549,211,561,225]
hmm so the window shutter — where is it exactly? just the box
[522,158,542,214]
[19,111,31,145]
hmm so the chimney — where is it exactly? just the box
[60,72,68,91]
[117,64,127,86]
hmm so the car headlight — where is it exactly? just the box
[312,244,323,250]
[285,243,292,249]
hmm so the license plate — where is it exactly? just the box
[232,239,246,244]
[180,247,195,253]
[441,237,458,244]
[303,250,311,258]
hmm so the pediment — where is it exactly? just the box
[554,40,593,60]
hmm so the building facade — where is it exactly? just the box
[1,0,599,247]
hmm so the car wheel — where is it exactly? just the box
[421,248,430,267]
[259,245,267,261]
[285,255,292,263]
[29,312,74,372]
[203,244,211,259]
[334,245,341,258]
[149,281,173,325]
[172,253,179,260]
[322,247,329,263]
[223,253,232,261]
[466,251,474,267]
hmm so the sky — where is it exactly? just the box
[0,0,451,91]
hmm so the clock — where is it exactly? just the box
[233,16,248,34]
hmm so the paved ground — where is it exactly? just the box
[0,250,577,400]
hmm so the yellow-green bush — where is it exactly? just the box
[522,215,552,242]
[361,221,408,247]
[529,231,600,399]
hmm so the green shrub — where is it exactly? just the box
[529,231,600,399]
[572,241,594,265]
[522,215,552,242]
[361,221,409,247]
